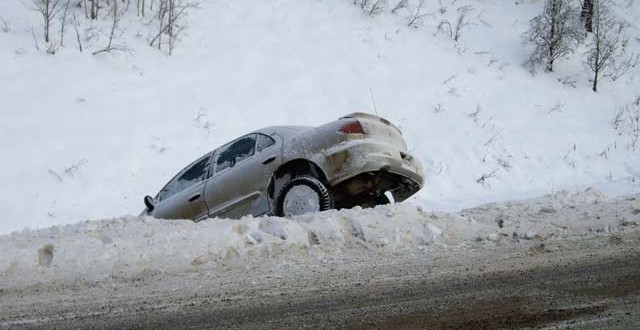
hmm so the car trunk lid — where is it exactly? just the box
[340,112,407,150]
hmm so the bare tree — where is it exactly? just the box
[154,0,165,50]
[92,0,125,54]
[585,0,638,92]
[524,0,581,73]
[72,12,83,52]
[89,0,99,19]
[31,0,63,43]
[82,0,88,18]
[150,0,198,54]
[581,0,593,32]
[58,0,71,46]
[137,0,147,17]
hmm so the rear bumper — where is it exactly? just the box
[321,139,424,189]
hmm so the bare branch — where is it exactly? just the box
[391,0,408,14]
[453,6,473,42]
[31,26,40,51]
[476,169,499,186]
[407,0,426,28]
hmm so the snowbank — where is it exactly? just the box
[1,190,638,288]
[0,204,445,287]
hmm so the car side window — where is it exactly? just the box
[158,154,211,201]
[215,134,256,173]
[256,134,276,152]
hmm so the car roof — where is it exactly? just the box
[253,125,312,139]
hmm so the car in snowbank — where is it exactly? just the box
[143,113,424,220]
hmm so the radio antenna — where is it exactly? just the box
[369,86,379,116]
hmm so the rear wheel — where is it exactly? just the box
[276,176,333,217]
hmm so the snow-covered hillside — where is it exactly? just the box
[0,0,639,233]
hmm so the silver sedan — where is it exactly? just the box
[143,113,424,220]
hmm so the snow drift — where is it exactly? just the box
[1,189,638,288]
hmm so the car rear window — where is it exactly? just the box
[256,134,275,152]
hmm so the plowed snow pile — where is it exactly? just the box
[1,189,638,288]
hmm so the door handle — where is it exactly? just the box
[262,156,276,165]
[188,194,201,202]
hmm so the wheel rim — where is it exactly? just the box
[283,185,321,217]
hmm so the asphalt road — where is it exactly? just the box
[3,231,639,330]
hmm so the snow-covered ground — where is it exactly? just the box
[0,0,639,234]
[1,189,638,288]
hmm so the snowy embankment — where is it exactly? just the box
[1,189,638,288]
[1,0,639,234]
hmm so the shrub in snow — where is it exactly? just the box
[354,0,388,18]
[1,17,11,33]
[391,0,408,14]
[407,0,427,28]
[612,96,640,151]
[452,6,472,42]
[26,0,199,55]
[371,0,388,17]
[436,6,472,42]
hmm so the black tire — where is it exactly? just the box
[275,175,334,217]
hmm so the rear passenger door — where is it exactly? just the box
[152,153,211,220]
[205,133,280,218]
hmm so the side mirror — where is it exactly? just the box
[144,195,156,212]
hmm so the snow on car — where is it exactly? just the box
[143,113,424,220]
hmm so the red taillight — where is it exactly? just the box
[338,120,365,134]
